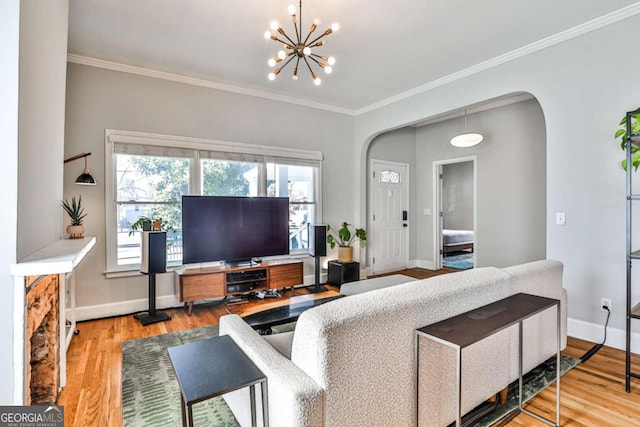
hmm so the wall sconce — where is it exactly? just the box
[64,152,97,185]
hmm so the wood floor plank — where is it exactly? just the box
[56,269,640,426]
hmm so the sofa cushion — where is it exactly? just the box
[263,330,294,358]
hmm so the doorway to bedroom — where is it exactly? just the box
[435,157,476,270]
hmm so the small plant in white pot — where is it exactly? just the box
[326,222,367,262]
[62,195,87,239]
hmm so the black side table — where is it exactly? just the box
[168,335,269,427]
[327,261,360,286]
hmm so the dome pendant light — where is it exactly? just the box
[64,152,97,186]
[450,109,484,148]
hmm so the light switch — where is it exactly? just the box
[556,212,566,226]
[423,208,431,215]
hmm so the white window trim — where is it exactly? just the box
[104,129,323,276]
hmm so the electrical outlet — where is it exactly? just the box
[601,298,612,312]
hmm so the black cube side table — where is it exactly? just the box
[168,335,269,427]
[327,261,360,286]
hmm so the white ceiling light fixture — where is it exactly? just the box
[450,109,484,148]
[264,0,338,86]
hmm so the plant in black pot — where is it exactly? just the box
[326,222,367,262]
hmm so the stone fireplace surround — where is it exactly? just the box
[11,237,96,405]
[26,274,60,405]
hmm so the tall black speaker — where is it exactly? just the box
[141,231,167,274]
[308,224,327,257]
[135,231,171,326]
[308,224,327,293]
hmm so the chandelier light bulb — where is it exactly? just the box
[327,56,336,65]
[268,72,276,81]
[278,50,287,59]
[303,46,311,56]
[314,77,321,86]
[292,74,298,80]
[288,4,296,15]
[264,31,272,39]
[331,23,340,32]
[268,58,276,67]
[324,66,332,74]
[313,18,321,25]
[270,20,279,30]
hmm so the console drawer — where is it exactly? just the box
[181,273,225,301]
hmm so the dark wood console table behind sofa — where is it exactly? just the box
[174,259,303,315]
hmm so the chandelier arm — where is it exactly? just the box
[274,33,296,47]
[308,55,323,66]
[303,56,316,75]
[307,31,329,47]
[310,53,326,61]
[279,55,297,71]
[303,25,318,45]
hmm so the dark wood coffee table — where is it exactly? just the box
[243,294,343,334]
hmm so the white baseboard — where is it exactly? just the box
[568,316,640,354]
[411,259,436,270]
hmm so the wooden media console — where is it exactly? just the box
[174,259,303,315]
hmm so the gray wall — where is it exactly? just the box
[442,161,474,230]
[367,127,417,259]
[415,99,546,268]
[0,0,20,405]
[18,0,69,259]
[0,0,69,404]
[64,63,355,317]
[354,15,640,335]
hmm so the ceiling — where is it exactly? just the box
[68,0,638,113]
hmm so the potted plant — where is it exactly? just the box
[129,216,171,235]
[614,107,640,171]
[62,195,87,239]
[326,222,367,262]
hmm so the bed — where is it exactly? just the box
[443,229,474,255]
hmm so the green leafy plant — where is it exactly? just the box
[326,222,367,249]
[129,216,172,236]
[61,196,87,226]
[615,107,640,171]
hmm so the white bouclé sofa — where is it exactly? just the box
[219,260,568,426]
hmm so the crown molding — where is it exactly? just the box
[66,54,356,116]
[355,2,640,116]
[67,3,640,118]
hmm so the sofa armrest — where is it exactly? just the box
[219,314,324,427]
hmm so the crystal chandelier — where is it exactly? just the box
[264,0,338,86]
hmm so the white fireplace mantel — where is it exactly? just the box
[11,236,96,405]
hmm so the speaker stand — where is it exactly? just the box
[134,273,172,326]
[306,256,327,293]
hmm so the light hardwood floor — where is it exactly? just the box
[57,268,640,426]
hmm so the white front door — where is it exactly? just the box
[370,160,409,274]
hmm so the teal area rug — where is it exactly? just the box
[122,322,577,427]
[122,322,294,427]
[444,252,474,270]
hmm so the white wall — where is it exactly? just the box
[355,15,640,339]
[0,0,20,405]
[64,63,355,318]
[367,127,417,259]
[414,101,546,268]
[442,161,474,231]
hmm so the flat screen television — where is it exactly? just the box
[182,196,290,265]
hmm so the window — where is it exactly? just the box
[106,130,322,273]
